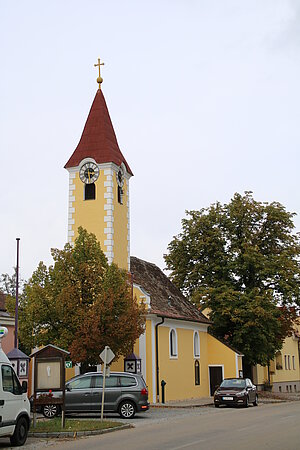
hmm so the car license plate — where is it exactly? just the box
[223,396,233,400]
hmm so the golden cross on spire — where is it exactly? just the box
[94,58,105,90]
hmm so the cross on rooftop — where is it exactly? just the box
[94,58,105,89]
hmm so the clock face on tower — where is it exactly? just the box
[79,162,99,184]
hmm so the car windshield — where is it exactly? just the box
[220,379,246,389]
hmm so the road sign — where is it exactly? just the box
[99,346,115,421]
[100,346,115,365]
[65,361,72,369]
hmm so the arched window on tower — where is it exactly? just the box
[85,183,96,200]
[118,186,123,204]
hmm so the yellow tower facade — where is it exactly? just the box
[65,87,133,270]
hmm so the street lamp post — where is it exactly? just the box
[14,238,20,349]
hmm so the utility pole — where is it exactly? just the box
[14,238,20,349]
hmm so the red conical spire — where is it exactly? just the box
[65,89,133,175]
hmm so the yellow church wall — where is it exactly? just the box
[157,326,209,401]
[71,171,106,246]
[113,177,129,270]
[110,357,124,372]
[207,334,238,379]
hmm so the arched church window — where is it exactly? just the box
[85,183,95,200]
[194,331,200,358]
[195,360,200,385]
[170,329,178,358]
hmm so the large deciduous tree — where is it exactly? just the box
[164,192,300,366]
[10,227,146,366]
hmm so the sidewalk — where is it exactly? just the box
[258,391,300,402]
[152,397,213,408]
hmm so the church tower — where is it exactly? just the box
[64,60,133,270]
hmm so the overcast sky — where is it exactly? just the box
[1,0,300,281]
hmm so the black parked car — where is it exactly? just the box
[31,371,149,419]
[214,378,258,408]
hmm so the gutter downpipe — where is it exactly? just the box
[155,316,165,403]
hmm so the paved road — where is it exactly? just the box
[1,402,299,449]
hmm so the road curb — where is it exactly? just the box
[151,403,213,409]
[28,423,133,438]
[152,399,292,408]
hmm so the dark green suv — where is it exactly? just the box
[36,371,149,419]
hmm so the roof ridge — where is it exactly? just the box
[130,256,161,269]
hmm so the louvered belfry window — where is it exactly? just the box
[85,183,96,200]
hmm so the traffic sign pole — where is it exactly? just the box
[100,346,107,421]
[99,346,115,421]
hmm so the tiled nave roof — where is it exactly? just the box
[130,256,210,324]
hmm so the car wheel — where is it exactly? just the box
[253,394,258,406]
[214,404,220,408]
[42,404,59,418]
[10,416,28,446]
[244,396,249,408]
[119,400,136,419]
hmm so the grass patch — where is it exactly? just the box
[32,418,123,433]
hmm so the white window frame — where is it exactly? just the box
[193,331,200,358]
[169,328,178,359]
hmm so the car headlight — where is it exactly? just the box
[236,390,246,397]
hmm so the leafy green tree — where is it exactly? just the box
[165,192,300,366]
[69,263,145,367]
[11,227,146,366]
